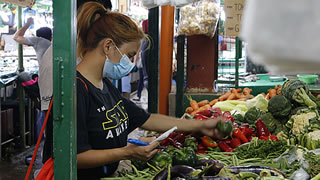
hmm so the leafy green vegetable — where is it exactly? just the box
[244,107,264,124]
[259,112,280,133]
[304,152,320,177]
[233,113,246,124]
[246,94,269,112]
[268,95,292,123]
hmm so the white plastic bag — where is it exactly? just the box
[142,0,157,9]
[241,0,320,74]
[156,0,171,6]
[177,0,220,38]
[171,0,200,7]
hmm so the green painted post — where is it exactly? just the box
[52,0,77,178]
[17,6,26,149]
[147,7,159,113]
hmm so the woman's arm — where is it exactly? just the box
[77,138,159,169]
[141,114,224,139]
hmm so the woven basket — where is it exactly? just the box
[1,0,35,8]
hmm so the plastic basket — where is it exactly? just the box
[297,74,319,84]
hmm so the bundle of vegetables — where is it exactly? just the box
[264,84,282,100]
[184,88,255,116]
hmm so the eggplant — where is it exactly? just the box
[227,165,287,178]
[187,177,232,180]
[153,165,196,180]
[196,159,224,176]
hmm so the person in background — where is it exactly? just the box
[13,17,51,62]
[76,2,224,179]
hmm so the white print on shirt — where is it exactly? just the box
[97,106,106,112]
[102,100,129,140]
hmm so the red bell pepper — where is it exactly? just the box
[218,141,234,152]
[256,119,270,138]
[194,114,209,120]
[233,128,249,143]
[230,138,242,149]
[201,136,218,148]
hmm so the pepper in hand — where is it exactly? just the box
[216,120,233,137]
[172,147,198,167]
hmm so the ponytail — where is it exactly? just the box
[77,2,107,58]
[77,2,146,58]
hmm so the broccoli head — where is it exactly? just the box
[259,112,280,133]
[268,95,292,120]
[244,107,264,124]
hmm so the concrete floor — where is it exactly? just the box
[0,88,148,179]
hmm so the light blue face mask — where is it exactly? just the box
[103,45,135,80]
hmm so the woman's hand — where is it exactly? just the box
[125,137,159,160]
[199,117,226,140]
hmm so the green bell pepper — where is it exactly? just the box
[183,137,198,152]
[172,147,198,167]
[149,151,172,168]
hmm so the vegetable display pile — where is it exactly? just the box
[102,80,320,179]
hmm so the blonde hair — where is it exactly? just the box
[77,2,146,58]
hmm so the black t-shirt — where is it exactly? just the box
[76,71,150,179]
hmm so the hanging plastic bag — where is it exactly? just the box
[177,0,220,38]
[156,0,171,6]
[171,0,201,7]
[241,0,320,74]
[142,0,157,9]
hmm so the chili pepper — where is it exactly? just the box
[222,111,232,118]
[217,120,233,137]
[224,139,232,146]
[240,127,253,138]
[209,108,222,118]
[172,133,186,144]
[172,147,198,167]
[230,137,242,149]
[201,136,218,148]
[194,114,209,120]
[218,141,234,152]
[198,109,212,118]
[149,151,172,168]
[270,135,278,141]
[184,137,198,152]
[161,132,179,146]
[255,119,270,138]
[168,138,183,148]
[197,142,208,151]
[226,115,235,123]
[240,124,250,128]
[259,136,269,141]
[233,128,249,143]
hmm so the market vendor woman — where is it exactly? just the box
[76,2,224,179]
